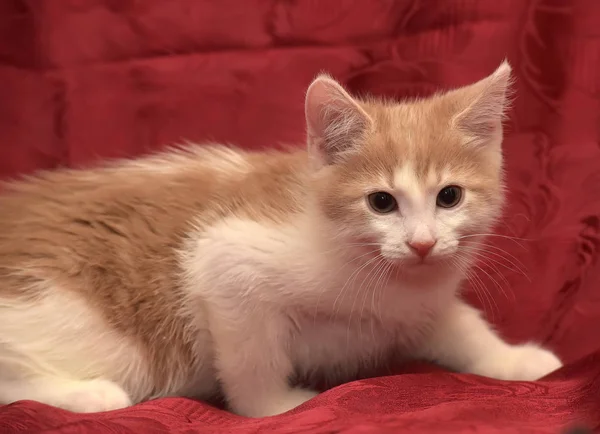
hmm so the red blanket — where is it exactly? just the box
[1,1,599,433]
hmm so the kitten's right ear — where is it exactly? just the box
[305,75,373,166]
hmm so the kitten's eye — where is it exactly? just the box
[436,185,463,208]
[367,192,397,214]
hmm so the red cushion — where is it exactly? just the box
[1,0,599,432]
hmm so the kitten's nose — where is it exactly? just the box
[407,240,436,258]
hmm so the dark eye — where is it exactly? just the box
[367,192,397,214]
[436,185,463,208]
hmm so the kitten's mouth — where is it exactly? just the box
[384,255,438,269]
[380,248,451,269]
[412,258,436,268]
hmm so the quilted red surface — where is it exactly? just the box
[1,1,599,433]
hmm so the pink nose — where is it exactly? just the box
[407,240,436,258]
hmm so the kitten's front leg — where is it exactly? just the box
[420,299,562,381]
[211,311,317,418]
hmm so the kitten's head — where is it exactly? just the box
[306,62,512,271]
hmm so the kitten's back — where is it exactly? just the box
[0,144,308,398]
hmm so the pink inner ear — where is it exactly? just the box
[305,76,372,164]
[451,62,512,143]
[467,117,500,138]
[455,92,507,142]
[305,79,331,140]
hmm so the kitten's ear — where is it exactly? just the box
[447,61,513,147]
[305,75,373,166]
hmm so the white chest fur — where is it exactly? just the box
[180,216,456,385]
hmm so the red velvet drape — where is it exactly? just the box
[0,1,599,432]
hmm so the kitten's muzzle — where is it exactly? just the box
[406,240,436,258]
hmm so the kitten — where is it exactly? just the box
[0,61,562,418]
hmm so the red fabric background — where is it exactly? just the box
[1,0,599,433]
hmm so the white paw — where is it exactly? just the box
[266,388,318,416]
[235,388,318,418]
[62,379,132,413]
[470,343,563,381]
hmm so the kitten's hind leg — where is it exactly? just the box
[0,376,132,413]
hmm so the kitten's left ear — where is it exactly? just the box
[447,60,513,147]
[305,74,373,166]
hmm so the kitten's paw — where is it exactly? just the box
[506,344,563,380]
[471,343,563,381]
[264,388,318,416]
[62,379,133,413]
[234,388,318,418]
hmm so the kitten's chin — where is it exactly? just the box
[384,254,451,273]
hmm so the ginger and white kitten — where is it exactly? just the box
[0,61,562,418]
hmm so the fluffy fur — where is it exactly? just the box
[0,61,562,417]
